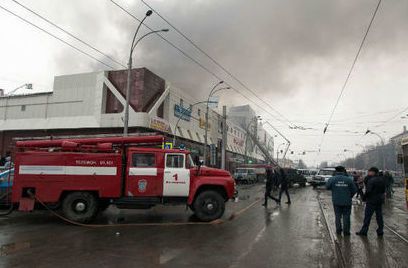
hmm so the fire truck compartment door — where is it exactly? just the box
[163,153,190,197]
[127,153,161,197]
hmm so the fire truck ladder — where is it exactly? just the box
[246,131,278,167]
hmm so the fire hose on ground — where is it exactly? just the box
[25,190,261,228]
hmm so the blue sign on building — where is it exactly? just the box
[174,104,191,121]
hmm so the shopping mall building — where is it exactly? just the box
[0,68,273,172]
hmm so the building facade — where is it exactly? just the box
[0,68,272,172]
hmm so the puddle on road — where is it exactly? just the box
[160,248,183,264]
[0,241,31,256]
[237,195,251,201]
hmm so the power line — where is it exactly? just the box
[0,4,115,69]
[323,0,382,134]
[109,0,291,127]
[315,0,382,164]
[373,105,408,128]
[140,0,295,128]
[11,0,126,69]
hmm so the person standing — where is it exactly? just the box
[356,172,365,201]
[356,167,386,237]
[326,166,357,236]
[277,168,291,205]
[383,171,394,199]
[262,167,279,207]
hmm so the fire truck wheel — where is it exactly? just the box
[62,192,99,223]
[193,190,225,222]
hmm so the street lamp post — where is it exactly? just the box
[5,83,32,96]
[203,81,227,164]
[172,100,218,146]
[276,142,286,166]
[365,130,386,170]
[123,10,169,136]
[4,83,33,119]
[263,121,291,167]
[344,149,355,169]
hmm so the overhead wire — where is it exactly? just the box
[109,0,293,128]
[0,4,116,70]
[372,105,408,128]
[11,0,126,69]
[323,0,382,134]
[315,0,382,165]
[139,0,296,128]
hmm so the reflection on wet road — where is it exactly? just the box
[0,185,407,267]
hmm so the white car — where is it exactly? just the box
[311,168,336,189]
[233,168,257,184]
[298,169,318,183]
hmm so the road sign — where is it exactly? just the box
[162,142,173,149]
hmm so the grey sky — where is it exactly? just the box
[1,0,407,166]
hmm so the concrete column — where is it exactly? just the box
[221,106,227,170]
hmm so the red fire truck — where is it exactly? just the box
[11,135,236,223]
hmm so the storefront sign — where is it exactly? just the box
[199,117,211,130]
[174,104,191,121]
[150,116,170,133]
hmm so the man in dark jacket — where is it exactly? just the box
[326,166,357,236]
[262,168,279,207]
[277,168,291,205]
[356,167,386,236]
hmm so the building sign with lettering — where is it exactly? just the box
[199,117,211,130]
[174,104,191,121]
[150,116,170,133]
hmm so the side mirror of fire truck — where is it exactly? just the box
[196,159,204,176]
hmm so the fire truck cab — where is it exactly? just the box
[11,135,236,223]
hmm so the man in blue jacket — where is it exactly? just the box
[326,166,357,236]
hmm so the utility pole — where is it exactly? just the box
[203,81,228,164]
[221,105,227,170]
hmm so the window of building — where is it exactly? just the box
[21,105,26,111]
[166,154,185,168]
[132,153,156,167]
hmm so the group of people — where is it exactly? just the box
[0,152,12,169]
[326,166,387,237]
[262,168,291,207]
[351,170,394,201]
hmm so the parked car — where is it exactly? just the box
[298,169,318,183]
[311,167,336,189]
[284,168,307,187]
[233,168,257,184]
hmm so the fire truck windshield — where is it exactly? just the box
[187,154,196,168]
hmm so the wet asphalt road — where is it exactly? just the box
[0,185,407,268]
